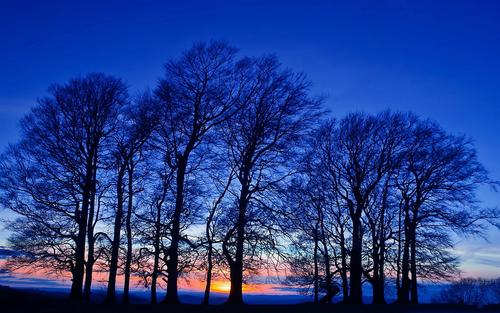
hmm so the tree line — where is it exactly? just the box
[438,278,500,306]
[0,41,497,305]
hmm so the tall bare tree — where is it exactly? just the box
[220,56,321,304]
[0,73,127,301]
[105,93,160,303]
[317,113,400,303]
[154,41,254,303]
[395,117,496,304]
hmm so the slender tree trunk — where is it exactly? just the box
[320,251,336,304]
[203,211,215,305]
[398,203,411,303]
[105,165,126,303]
[164,157,188,304]
[83,159,98,302]
[410,221,418,304]
[123,165,134,304]
[203,241,213,305]
[371,233,384,304]
[396,201,403,293]
[372,184,388,305]
[373,280,385,305]
[376,233,386,304]
[83,203,95,301]
[228,261,244,304]
[151,201,162,304]
[152,177,168,305]
[313,229,319,304]
[372,266,385,305]
[227,223,245,304]
[227,172,249,305]
[151,267,158,304]
[399,236,411,303]
[348,204,363,304]
[203,171,231,305]
[339,230,349,302]
[319,217,337,304]
[70,157,94,301]
[71,206,87,301]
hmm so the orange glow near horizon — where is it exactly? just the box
[211,280,231,293]
[0,261,290,295]
[3,260,499,298]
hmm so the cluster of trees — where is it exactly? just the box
[437,278,500,306]
[283,112,498,304]
[0,42,497,305]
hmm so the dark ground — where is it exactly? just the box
[1,285,499,313]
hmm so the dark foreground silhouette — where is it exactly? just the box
[1,286,499,313]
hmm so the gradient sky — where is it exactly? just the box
[0,0,499,278]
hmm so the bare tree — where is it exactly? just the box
[316,113,402,303]
[133,159,174,304]
[284,155,343,304]
[220,55,321,304]
[0,73,127,301]
[201,166,234,305]
[154,41,253,303]
[438,277,500,306]
[105,93,160,303]
[395,117,496,304]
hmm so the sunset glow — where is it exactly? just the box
[211,281,231,293]
[0,263,291,296]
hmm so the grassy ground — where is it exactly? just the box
[1,285,499,313]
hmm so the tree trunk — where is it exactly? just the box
[164,157,187,304]
[203,209,216,305]
[348,209,363,304]
[203,241,213,305]
[319,216,337,304]
[83,159,98,302]
[372,184,388,305]
[83,215,95,302]
[69,158,94,301]
[398,201,411,304]
[339,230,349,302]
[151,202,162,304]
[71,207,87,301]
[410,221,418,304]
[396,201,403,293]
[203,173,231,305]
[376,234,386,304]
[105,164,126,303]
[123,165,134,304]
[313,229,319,304]
[371,233,384,304]
[227,175,249,305]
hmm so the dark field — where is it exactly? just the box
[1,286,498,313]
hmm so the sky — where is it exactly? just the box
[0,0,499,284]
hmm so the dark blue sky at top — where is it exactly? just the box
[0,0,499,276]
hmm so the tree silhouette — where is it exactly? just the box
[0,73,127,301]
[219,55,321,304]
[154,41,254,303]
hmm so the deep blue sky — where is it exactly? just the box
[0,0,499,277]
